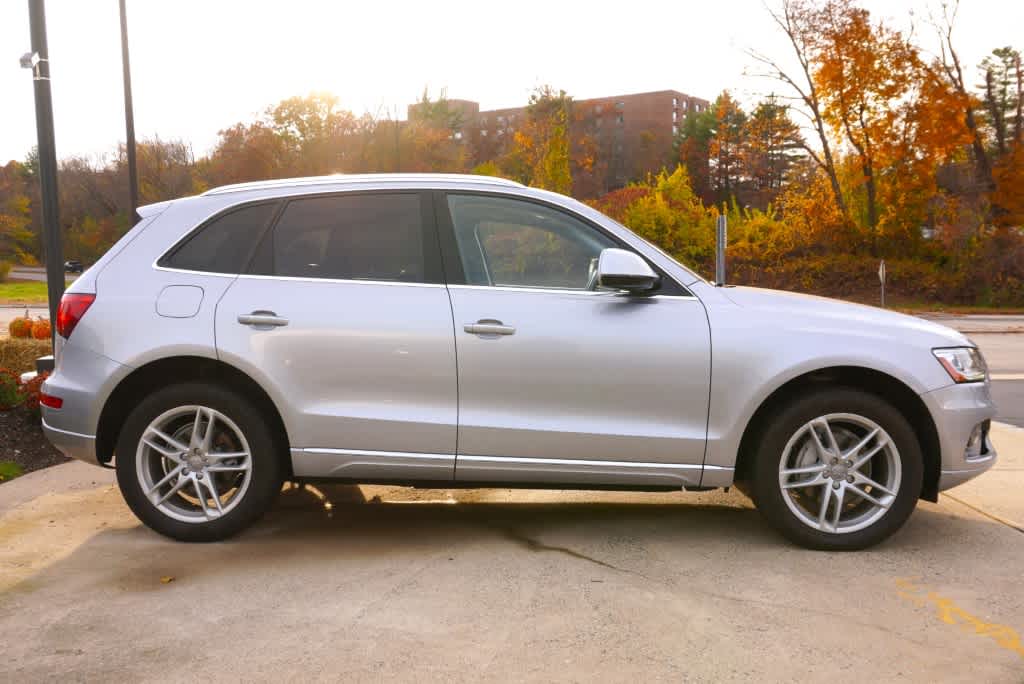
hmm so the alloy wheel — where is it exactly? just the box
[135,405,253,524]
[777,413,902,534]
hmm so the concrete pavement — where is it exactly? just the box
[1,423,1023,681]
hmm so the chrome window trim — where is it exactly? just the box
[151,264,239,279]
[446,283,697,299]
[151,264,448,288]
[236,273,447,288]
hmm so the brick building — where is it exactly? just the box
[409,89,710,194]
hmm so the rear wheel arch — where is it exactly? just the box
[96,356,292,476]
[734,366,941,502]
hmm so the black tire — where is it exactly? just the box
[749,387,923,551]
[115,382,285,542]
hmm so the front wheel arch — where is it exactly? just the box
[96,356,292,477]
[734,366,941,502]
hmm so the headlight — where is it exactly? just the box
[933,347,987,383]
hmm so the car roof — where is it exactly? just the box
[201,173,524,197]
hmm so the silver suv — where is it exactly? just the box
[41,174,997,549]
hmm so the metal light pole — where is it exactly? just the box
[23,0,63,347]
[119,0,139,217]
[715,214,727,285]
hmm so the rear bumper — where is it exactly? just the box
[39,340,131,467]
[920,382,998,492]
[42,418,100,466]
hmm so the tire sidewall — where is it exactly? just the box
[115,382,283,542]
[750,387,924,551]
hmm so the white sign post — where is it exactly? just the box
[878,259,886,308]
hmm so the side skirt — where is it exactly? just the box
[291,448,734,489]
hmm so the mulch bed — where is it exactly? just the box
[0,404,69,477]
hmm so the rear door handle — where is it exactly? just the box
[464,319,515,336]
[238,311,289,327]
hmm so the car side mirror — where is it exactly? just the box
[596,248,659,293]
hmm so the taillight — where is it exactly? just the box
[56,293,95,339]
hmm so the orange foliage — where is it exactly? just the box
[993,145,1024,227]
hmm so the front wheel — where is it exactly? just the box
[115,382,284,542]
[749,388,923,550]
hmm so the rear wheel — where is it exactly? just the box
[749,388,923,550]
[115,382,284,542]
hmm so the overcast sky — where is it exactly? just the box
[1,0,1020,164]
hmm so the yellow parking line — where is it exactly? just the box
[896,578,1024,658]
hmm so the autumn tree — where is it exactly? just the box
[0,161,35,263]
[499,86,573,194]
[673,106,716,203]
[743,96,805,207]
[934,1,994,199]
[978,47,1022,154]
[401,90,469,173]
[202,122,291,186]
[749,0,850,221]
[268,92,357,175]
[707,91,748,205]
[802,0,969,252]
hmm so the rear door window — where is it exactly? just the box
[267,194,426,283]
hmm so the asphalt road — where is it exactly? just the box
[8,267,48,282]
[971,333,1024,427]
[6,266,75,283]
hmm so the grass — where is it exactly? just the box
[0,461,24,482]
[0,281,50,305]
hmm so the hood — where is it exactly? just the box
[719,286,972,348]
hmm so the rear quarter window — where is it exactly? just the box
[160,202,277,274]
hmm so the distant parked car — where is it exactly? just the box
[64,260,83,273]
[39,174,997,549]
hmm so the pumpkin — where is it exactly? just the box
[8,316,33,338]
[31,318,52,340]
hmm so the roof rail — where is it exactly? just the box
[202,173,523,196]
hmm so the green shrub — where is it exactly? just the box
[0,368,22,410]
[0,260,11,283]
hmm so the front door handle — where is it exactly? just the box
[464,319,515,336]
[238,311,289,327]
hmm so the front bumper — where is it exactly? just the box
[920,382,998,492]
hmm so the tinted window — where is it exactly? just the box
[270,194,424,282]
[164,203,276,273]
[447,194,616,289]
